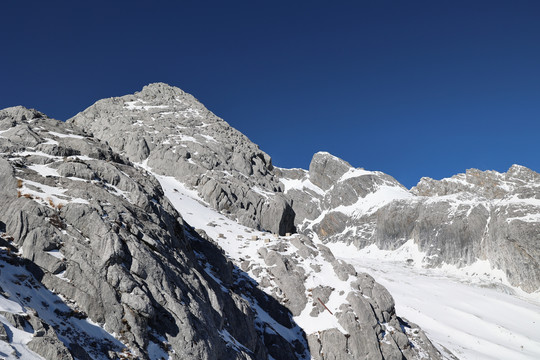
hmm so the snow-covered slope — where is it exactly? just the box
[69,82,540,293]
[0,101,443,359]
[329,241,540,360]
[0,234,123,360]
[4,83,539,360]
[276,153,540,358]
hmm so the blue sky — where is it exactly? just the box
[1,1,539,188]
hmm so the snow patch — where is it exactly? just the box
[27,164,60,177]
[48,131,85,139]
[125,100,169,111]
[279,177,325,196]
[339,167,374,182]
[328,185,413,218]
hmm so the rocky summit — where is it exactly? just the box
[0,82,537,359]
[69,83,294,236]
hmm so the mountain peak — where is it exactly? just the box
[0,106,45,122]
[507,164,539,182]
[118,82,205,108]
[138,82,187,97]
[68,84,292,235]
[309,151,352,190]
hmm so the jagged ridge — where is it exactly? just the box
[279,152,540,293]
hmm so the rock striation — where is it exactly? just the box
[68,83,295,235]
[64,84,448,359]
[156,172,445,360]
[0,106,305,359]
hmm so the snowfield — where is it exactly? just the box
[328,243,540,360]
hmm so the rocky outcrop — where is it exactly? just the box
[249,234,442,360]
[308,152,353,191]
[68,83,295,235]
[63,83,448,357]
[1,310,74,360]
[279,151,540,293]
[0,106,305,359]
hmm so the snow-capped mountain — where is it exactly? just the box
[1,83,539,359]
[277,151,540,293]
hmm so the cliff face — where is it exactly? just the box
[0,106,301,359]
[278,152,540,293]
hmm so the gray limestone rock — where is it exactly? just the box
[0,311,29,331]
[28,335,74,360]
[310,286,334,316]
[68,83,295,235]
[313,212,349,239]
[290,235,318,259]
[0,322,7,342]
[256,233,443,360]
[0,107,305,360]
[262,250,307,316]
[331,259,357,282]
[0,87,457,360]
[308,152,352,191]
[345,292,378,328]
[276,168,323,225]
[283,149,540,293]
[337,308,383,360]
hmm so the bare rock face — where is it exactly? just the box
[0,106,304,359]
[250,234,443,360]
[412,165,540,198]
[280,151,540,293]
[308,152,352,191]
[68,83,295,235]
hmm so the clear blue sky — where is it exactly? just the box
[1,1,539,188]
